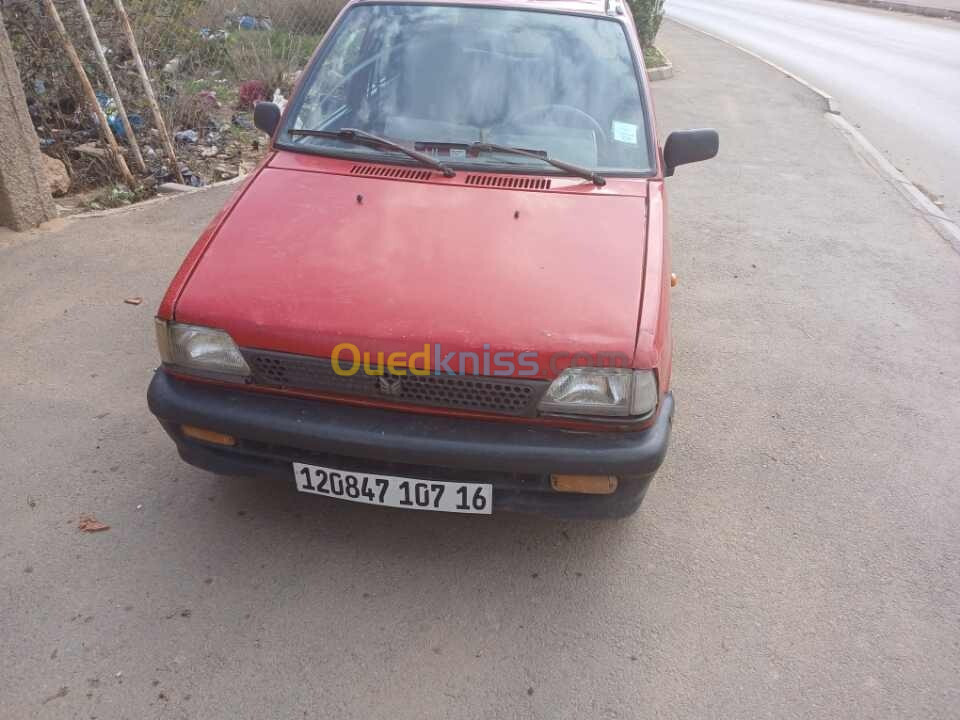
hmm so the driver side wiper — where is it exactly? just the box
[468,142,606,187]
[287,128,456,178]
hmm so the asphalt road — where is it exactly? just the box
[2,21,959,720]
[665,0,960,223]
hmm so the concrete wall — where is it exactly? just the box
[0,12,57,231]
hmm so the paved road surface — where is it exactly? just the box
[3,22,959,720]
[666,0,960,225]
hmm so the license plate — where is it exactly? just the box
[292,462,493,514]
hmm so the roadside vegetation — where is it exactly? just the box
[628,0,667,67]
[4,0,342,211]
[643,46,668,69]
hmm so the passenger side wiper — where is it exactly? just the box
[287,128,456,177]
[468,142,606,187]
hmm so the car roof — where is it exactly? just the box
[343,0,626,19]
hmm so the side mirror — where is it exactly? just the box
[254,102,282,135]
[663,129,719,177]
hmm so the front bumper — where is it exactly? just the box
[147,371,674,519]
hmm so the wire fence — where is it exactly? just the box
[2,0,347,198]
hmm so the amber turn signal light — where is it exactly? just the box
[181,425,236,446]
[550,474,619,495]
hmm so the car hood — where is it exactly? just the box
[174,159,648,378]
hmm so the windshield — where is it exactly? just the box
[279,3,653,174]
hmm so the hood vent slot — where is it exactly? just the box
[350,164,432,181]
[465,174,552,190]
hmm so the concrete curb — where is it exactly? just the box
[647,63,674,81]
[71,174,246,221]
[819,0,960,21]
[666,18,960,254]
[826,114,960,253]
[647,55,674,82]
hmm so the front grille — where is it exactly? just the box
[242,349,547,417]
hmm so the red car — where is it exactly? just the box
[148,0,717,518]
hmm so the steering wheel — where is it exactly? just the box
[501,104,607,144]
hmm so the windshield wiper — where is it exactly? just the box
[468,142,606,187]
[287,127,455,177]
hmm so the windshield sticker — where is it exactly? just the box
[612,121,639,145]
[449,148,467,159]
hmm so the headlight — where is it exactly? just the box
[538,368,658,418]
[156,320,250,378]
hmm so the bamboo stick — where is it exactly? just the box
[76,0,146,173]
[42,0,136,188]
[111,0,184,184]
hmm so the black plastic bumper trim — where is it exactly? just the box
[147,371,674,476]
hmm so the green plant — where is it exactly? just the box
[627,0,665,49]
[270,0,343,34]
[85,183,152,209]
[226,28,326,94]
[643,46,667,69]
[123,0,210,69]
[163,88,217,130]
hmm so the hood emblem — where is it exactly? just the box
[377,374,405,396]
